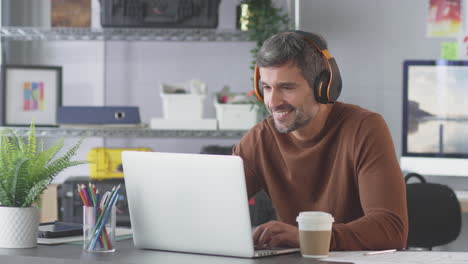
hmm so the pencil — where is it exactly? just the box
[88,183,96,206]
[77,184,88,206]
[81,184,92,206]
[364,249,397,256]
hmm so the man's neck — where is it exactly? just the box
[290,103,334,141]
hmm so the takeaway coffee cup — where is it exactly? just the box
[296,211,334,258]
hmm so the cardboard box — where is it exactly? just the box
[51,0,91,27]
[39,184,58,223]
[214,101,258,130]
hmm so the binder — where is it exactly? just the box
[57,106,141,125]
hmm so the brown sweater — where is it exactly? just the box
[233,102,408,250]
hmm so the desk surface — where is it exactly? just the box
[0,239,346,264]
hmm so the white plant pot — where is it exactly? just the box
[0,207,39,248]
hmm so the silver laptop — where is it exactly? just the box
[122,151,299,258]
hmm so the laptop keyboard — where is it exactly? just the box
[254,247,294,257]
[255,249,282,257]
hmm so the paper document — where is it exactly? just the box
[323,251,468,264]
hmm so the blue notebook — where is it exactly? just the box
[57,106,141,125]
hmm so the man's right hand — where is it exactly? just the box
[252,220,299,249]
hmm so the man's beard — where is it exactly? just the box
[268,104,311,133]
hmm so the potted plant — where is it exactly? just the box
[238,0,292,120]
[0,122,85,248]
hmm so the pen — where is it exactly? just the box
[364,249,397,256]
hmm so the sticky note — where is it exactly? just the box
[441,42,459,60]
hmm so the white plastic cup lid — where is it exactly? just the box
[296,211,334,223]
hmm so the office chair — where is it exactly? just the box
[405,173,461,250]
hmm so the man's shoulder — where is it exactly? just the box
[333,102,389,139]
[334,102,382,123]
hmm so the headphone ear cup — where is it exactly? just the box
[328,58,342,102]
[313,71,330,104]
[254,65,264,102]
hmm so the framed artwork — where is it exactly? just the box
[2,65,62,126]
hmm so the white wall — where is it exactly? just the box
[299,0,453,157]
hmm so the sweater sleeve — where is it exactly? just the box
[330,114,408,250]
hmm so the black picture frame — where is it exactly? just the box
[2,65,62,126]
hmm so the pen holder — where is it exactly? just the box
[83,205,116,253]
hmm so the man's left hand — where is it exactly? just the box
[252,220,299,249]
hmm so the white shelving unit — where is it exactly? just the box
[0,126,247,138]
[0,26,252,139]
[0,27,249,42]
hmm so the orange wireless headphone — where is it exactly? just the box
[254,30,342,104]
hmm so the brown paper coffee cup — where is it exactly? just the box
[296,211,334,258]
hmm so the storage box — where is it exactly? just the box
[160,81,206,120]
[87,147,152,179]
[161,94,205,120]
[214,101,258,130]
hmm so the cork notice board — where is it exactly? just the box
[51,0,91,27]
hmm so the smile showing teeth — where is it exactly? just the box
[273,110,290,118]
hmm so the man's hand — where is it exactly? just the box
[252,220,299,249]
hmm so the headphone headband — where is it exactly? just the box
[254,31,342,104]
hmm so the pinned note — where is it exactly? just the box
[441,42,458,60]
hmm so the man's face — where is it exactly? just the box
[260,63,319,133]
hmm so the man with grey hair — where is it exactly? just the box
[233,31,408,250]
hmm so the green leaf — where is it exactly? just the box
[3,157,29,206]
[21,179,50,208]
[39,138,44,152]
[9,129,26,156]
[15,159,32,207]
[26,120,37,159]
[28,138,64,183]
[1,131,20,168]
[33,159,87,195]
[0,131,7,173]
[0,180,12,206]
